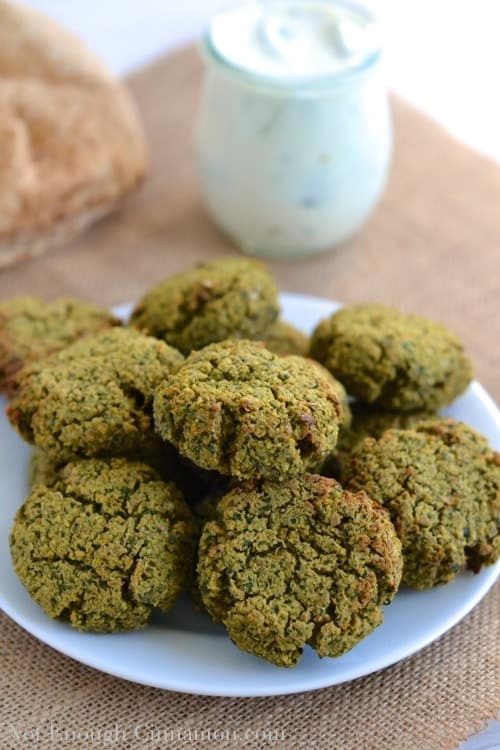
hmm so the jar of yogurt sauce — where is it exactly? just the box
[195,0,392,260]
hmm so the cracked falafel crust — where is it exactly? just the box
[154,340,343,481]
[343,419,500,589]
[130,256,280,355]
[10,458,198,632]
[197,474,402,667]
[8,327,183,463]
[310,304,472,411]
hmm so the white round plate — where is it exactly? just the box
[0,293,498,696]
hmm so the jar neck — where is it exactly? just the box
[201,37,382,99]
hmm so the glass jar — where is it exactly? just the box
[195,1,392,260]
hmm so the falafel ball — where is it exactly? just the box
[337,404,436,454]
[321,404,436,482]
[343,419,500,589]
[8,328,183,463]
[11,458,198,632]
[130,256,280,355]
[0,296,120,395]
[154,340,343,481]
[198,475,402,667]
[310,304,472,411]
[27,442,207,503]
[260,320,309,357]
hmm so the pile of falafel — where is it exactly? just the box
[2,256,499,668]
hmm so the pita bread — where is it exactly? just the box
[0,1,148,267]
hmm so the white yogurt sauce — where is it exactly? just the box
[209,1,380,81]
[196,1,391,259]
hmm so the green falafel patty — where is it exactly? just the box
[310,304,473,411]
[337,404,436,456]
[130,256,279,354]
[8,327,183,463]
[198,475,402,667]
[0,296,120,395]
[322,404,436,482]
[260,320,309,357]
[154,340,343,481]
[344,419,500,589]
[11,458,198,632]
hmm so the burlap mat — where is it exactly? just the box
[0,45,499,749]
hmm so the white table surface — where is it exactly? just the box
[12,2,500,747]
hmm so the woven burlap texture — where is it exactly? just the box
[0,45,499,750]
[1,584,499,750]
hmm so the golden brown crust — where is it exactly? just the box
[0,1,148,266]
